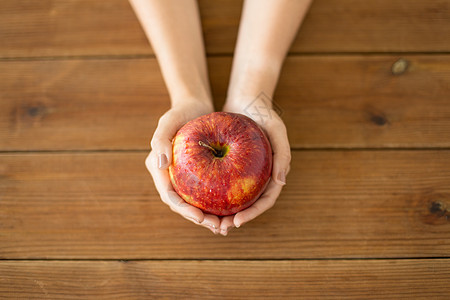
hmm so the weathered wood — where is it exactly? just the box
[274,55,450,148]
[0,259,449,299]
[1,0,450,58]
[1,0,448,296]
[0,151,449,259]
[1,55,449,150]
[0,58,169,151]
[0,0,149,58]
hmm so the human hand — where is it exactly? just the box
[219,100,291,236]
[145,99,223,234]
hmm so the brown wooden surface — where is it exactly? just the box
[1,55,449,150]
[1,0,450,298]
[1,151,449,259]
[1,0,450,58]
[1,260,449,299]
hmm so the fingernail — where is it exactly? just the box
[220,229,228,236]
[158,153,169,169]
[207,226,219,234]
[236,221,246,228]
[187,216,200,224]
[205,223,216,230]
[277,170,286,186]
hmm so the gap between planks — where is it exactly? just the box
[0,257,450,262]
[1,148,450,155]
[1,52,450,62]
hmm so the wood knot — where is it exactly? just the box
[370,114,388,126]
[409,191,450,226]
[423,199,449,225]
[429,201,448,217]
[366,106,389,127]
[391,58,409,75]
[26,105,47,117]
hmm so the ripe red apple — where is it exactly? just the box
[169,112,272,216]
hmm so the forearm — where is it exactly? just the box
[130,0,212,107]
[226,0,312,108]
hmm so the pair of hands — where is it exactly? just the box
[145,98,291,236]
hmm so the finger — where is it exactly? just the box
[219,215,235,236]
[233,179,282,228]
[263,115,291,186]
[200,214,221,234]
[146,151,205,224]
[166,190,205,223]
[150,111,184,169]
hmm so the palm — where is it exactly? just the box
[146,101,224,234]
[218,104,291,235]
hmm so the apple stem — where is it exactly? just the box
[198,141,219,156]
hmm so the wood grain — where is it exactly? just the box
[1,55,449,150]
[275,55,450,149]
[0,151,449,259]
[2,0,449,297]
[1,0,450,58]
[0,58,170,151]
[0,259,449,299]
[0,0,148,58]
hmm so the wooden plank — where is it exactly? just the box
[0,151,449,259]
[0,0,149,58]
[1,0,450,58]
[274,55,450,148]
[0,259,449,299]
[0,58,170,151]
[1,55,449,150]
[294,0,450,53]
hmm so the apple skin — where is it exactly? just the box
[169,112,272,216]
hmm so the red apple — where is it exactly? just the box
[169,112,272,216]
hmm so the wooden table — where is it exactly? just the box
[1,0,450,298]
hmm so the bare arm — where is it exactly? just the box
[130,0,212,105]
[227,0,312,105]
[130,0,220,233]
[221,0,312,233]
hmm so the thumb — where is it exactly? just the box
[263,116,291,186]
[150,111,183,169]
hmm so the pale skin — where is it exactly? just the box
[130,0,312,235]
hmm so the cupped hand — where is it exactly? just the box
[219,101,291,236]
[145,99,222,234]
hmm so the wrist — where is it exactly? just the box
[171,97,214,118]
[225,59,280,111]
[223,94,274,122]
[170,89,213,110]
